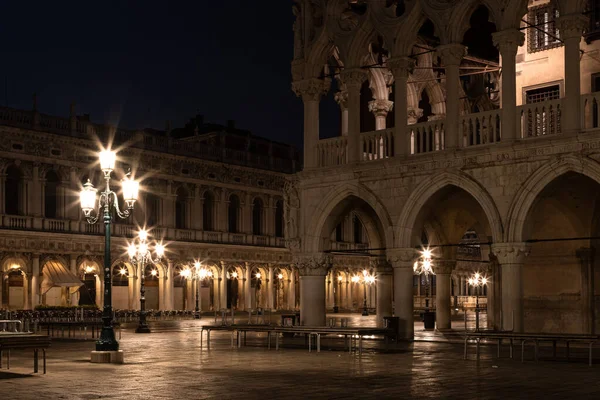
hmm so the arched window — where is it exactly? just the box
[146,193,160,227]
[175,187,188,229]
[275,200,284,238]
[203,191,214,231]
[252,197,263,235]
[353,215,363,244]
[228,194,240,233]
[45,170,60,218]
[5,165,22,215]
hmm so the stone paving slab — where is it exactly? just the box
[1,320,599,399]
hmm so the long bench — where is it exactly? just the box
[37,321,122,340]
[0,334,51,374]
[464,332,599,366]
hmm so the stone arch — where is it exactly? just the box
[393,5,446,56]
[305,182,394,253]
[506,155,600,243]
[395,170,503,248]
[448,0,503,42]
[110,258,135,277]
[1,255,28,273]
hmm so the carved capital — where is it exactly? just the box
[370,257,392,275]
[434,260,456,275]
[292,78,330,102]
[368,99,394,117]
[387,248,418,268]
[491,242,530,265]
[334,90,348,110]
[293,253,331,276]
[387,56,415,78]
[436,43,466,66]
[340,68,368,89]
[407,107,423,124]
[492,29,525,56]
[556,14,589,40]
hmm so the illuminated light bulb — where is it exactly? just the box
[207,271,213,277]
[278,273,283,279]
[199,269,208,279]
[155,244,165,258]
[99,149,116,173]
[180,269,191,278]
[338,276,343,281]
[351,275,360,283]
[138,229,148,241]
[120,268,127,276]
[256,272,261,279]
[422,249,432,259]
[139,242,148,256]
[150,269,158,277]
[194,261,201,269]
[127,243,137,259]
[481,277,488,285]
[474,272,480,280]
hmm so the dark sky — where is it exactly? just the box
[0,0,325,148]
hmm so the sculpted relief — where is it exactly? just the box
[283,177,301,251]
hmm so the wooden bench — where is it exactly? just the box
[38,321,122,340]
[0,334,51,374]
[464,332,599,366]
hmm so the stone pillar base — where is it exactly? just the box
[91,350,124,364]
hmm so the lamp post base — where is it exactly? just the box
[91,350,124,364]
[135,325,151,333]
[194,313,201,319]
[361,309,369,316]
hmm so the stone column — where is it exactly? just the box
[267,264,274,310]
[244,262,252,310]
[374,258,393,328]
[70,257,78,306]
[288,268,296,310]
[334,89,349,136]
[95,276,102,309]
[434,260,455,330]
[32,163,42,218]
[368,100,394,130]
[491,243,530,332]
[436,44,466,149]
[130,262,140,310]
[192,186,203,230]
[388,248,417,340]
[389,57,414,156]
[31,254,40,308]
[23,275,31,310]
[186,278,193,311]
[493,29,525,141]
[577,248,595,334]
[167,260,174,310]
[341,69,368,162]
[557,14,588,134]
[292,78,329,168]
[220,261,227,310]
[296,253,330,326]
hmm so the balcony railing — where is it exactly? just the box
[316,136,347,167]
[361,129,394,161]
[518,98,562,138]
[410,120,445,154]
[460,109,502,147]
[2,215,31,230]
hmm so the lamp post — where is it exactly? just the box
[468,272,488,332]
[414,248,436,330]
[352,270,375,316]
[180,262,208,319]
[127,229,165,333]
[80,149,139,352]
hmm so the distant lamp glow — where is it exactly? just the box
[180,268,191,278]
[10,264,20,270]
[150,269,158,277]
[338,275,343,281]
[232,271,238,279]
[199,269,208,279]
[278,273,284,280]
[85,266,94,274]
[194,261,201,269]
[119,268,127,276]
[138,229,148,241]
[351,275,360,283]
[80,180,97,216]
[99,150,116,175]
[255,272,261,279]
[155,244,165,258]
[207,270,213,278]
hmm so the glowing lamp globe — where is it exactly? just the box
[80,180,97,216]
[99,150,116,175]
[138,229,148,241]
[155,244,165,258]
[122,177,139,209]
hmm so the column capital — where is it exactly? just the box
[434,260,456,275]
[491,242,530,265]
[370,257,393,274]
[334,90,348,110]
[387,248,418,268]
[387,56,415,77]
[340,68,368,89]
[368,99,394,117]
[492,29,525,56]
[293,253,331,276]
[436,43,466,66]
[292,78,330,102]
[408,107,423,124]
[556,14,589,40]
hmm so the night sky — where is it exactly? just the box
[0,1,332,149]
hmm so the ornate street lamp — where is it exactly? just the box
[414,248,435,310]
[180,262,208,319]
[352,270,376,316]
[80,149,139,352]
[127,229,165,333]
[468,272,488,332]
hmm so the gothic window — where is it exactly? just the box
[353,214,363,244]
[275,200,284,238]
[146,193,160,227]
[175,187,188,229]
[112,265,129,287]
[252,197,263,235]
[5,165,22,215]
[586,0,600,42]
[203,191,214,231]
[228,194,240,233]
[527,3,562,53]
[335,223,343,242]
[44,170,59,218]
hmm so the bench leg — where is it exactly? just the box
[510,339,513,359]
[589,343,593,367]
[200,330,203,349]
[34,349,38,373]
[7,349,10,369]
[521,341,526,363]
[43,349,46,374]
[317,334,321,353]
[476,339,480,360]
[207,330,211,349]
[359,336,363,355]
[0,349,3,368]
[308,334,312,353]
[464,338,468,360]
[497,339,501,358]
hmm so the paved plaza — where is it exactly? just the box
[1,318,599,399]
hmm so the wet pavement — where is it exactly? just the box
[2,317,600,399]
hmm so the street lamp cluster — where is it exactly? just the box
[127,229,165,333]
[180,262,211,319]
[351,270,376,316]
[80,149,139,353]
[413,248,435,311]
[468,272,489,332]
